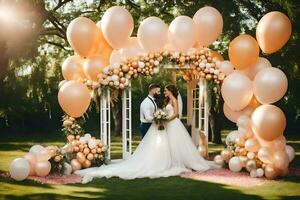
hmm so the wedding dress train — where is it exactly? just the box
[75,104,218,183]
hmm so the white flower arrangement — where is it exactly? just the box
[153,109,168,130]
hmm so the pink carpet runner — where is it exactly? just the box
[2,167,300,186]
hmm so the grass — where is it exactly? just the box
[0,131,299,200]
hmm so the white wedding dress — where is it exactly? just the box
[76,104,218,183]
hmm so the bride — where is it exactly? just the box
[76,84,218,183]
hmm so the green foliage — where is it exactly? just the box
[61,115,86,136]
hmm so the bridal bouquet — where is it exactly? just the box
[153,109,168,130]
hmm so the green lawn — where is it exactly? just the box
[0,132,300,200]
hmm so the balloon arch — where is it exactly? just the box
[56,6,295,180]
[98,47,224,160]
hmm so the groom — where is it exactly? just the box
[139,83,161,138]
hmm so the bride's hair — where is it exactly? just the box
[164,84,178,107]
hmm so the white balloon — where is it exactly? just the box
[9,158,30,181]
[225,130,239,146]
[247,152,255,159]
[214,155,224,166]
[29,145,45,156]
[88,139,97,149]
[256,168,264,177]
[63,162,73,175]
[250,169,258,178]
[168,16,197,51]
[221,72,253,111]
[229,156,243,172]
[84,133,92,142]
[137,17,168,52]
[153,67,160,74]
[285,145,295,162]
[79,137,87,144]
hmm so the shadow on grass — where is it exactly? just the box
[2,194,84,200]
[0,143,36,152]
[0,176,53,189]
[280,196,300,200]
[1,176,264,200]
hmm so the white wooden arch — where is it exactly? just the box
[100,74,209,160]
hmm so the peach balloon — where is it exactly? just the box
[253,67,288,104]
[245,138,260,152]
[101,6,134,49]
[256,11,292,54]
[97,45,112,66]
[58,81,91,118]
[229,34,259,69]
[218,61,234,76]
[263,136,286,150]
[93,21,113,66]
[137,17,168,52]
[273,150,289,170]
[278,167,289,177]
[35,161,51,177]
[211,51,224,61]
[264,164,278,179]
[169,16,197,51]
[239,57,272,80]
[223,103,255,123]
[120,37,145,58]
[84,56,105,81]
[71,159,82,171]
[67,17,100,57]
[221,72,253,111]
[94,21,113,53]
[36,149,51,161]
[193,42,202,49]
[258,147,273,164]
[58,80,67,90]
[62,56,85,81]
[271,136,286,150]
[193,6,223,46]
[110,50,125,65]
[23,153,36,176]
[252,105,286,141]
[237,115,251,129]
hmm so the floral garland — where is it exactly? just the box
[96,48,225,91]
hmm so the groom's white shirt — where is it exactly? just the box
[140,95,157,123]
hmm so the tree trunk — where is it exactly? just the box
[111,100,122,136]
[209,108,222,144]
[210,111,222,144]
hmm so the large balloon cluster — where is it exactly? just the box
[64,133,107,172]
[214,12,294,179]
[57,6,225,118]
[9,133,107,181]
[10,145,52,181]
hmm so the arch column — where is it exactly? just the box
[100,90,111,159]
[190,78,209,146]
[122,83,132,159]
